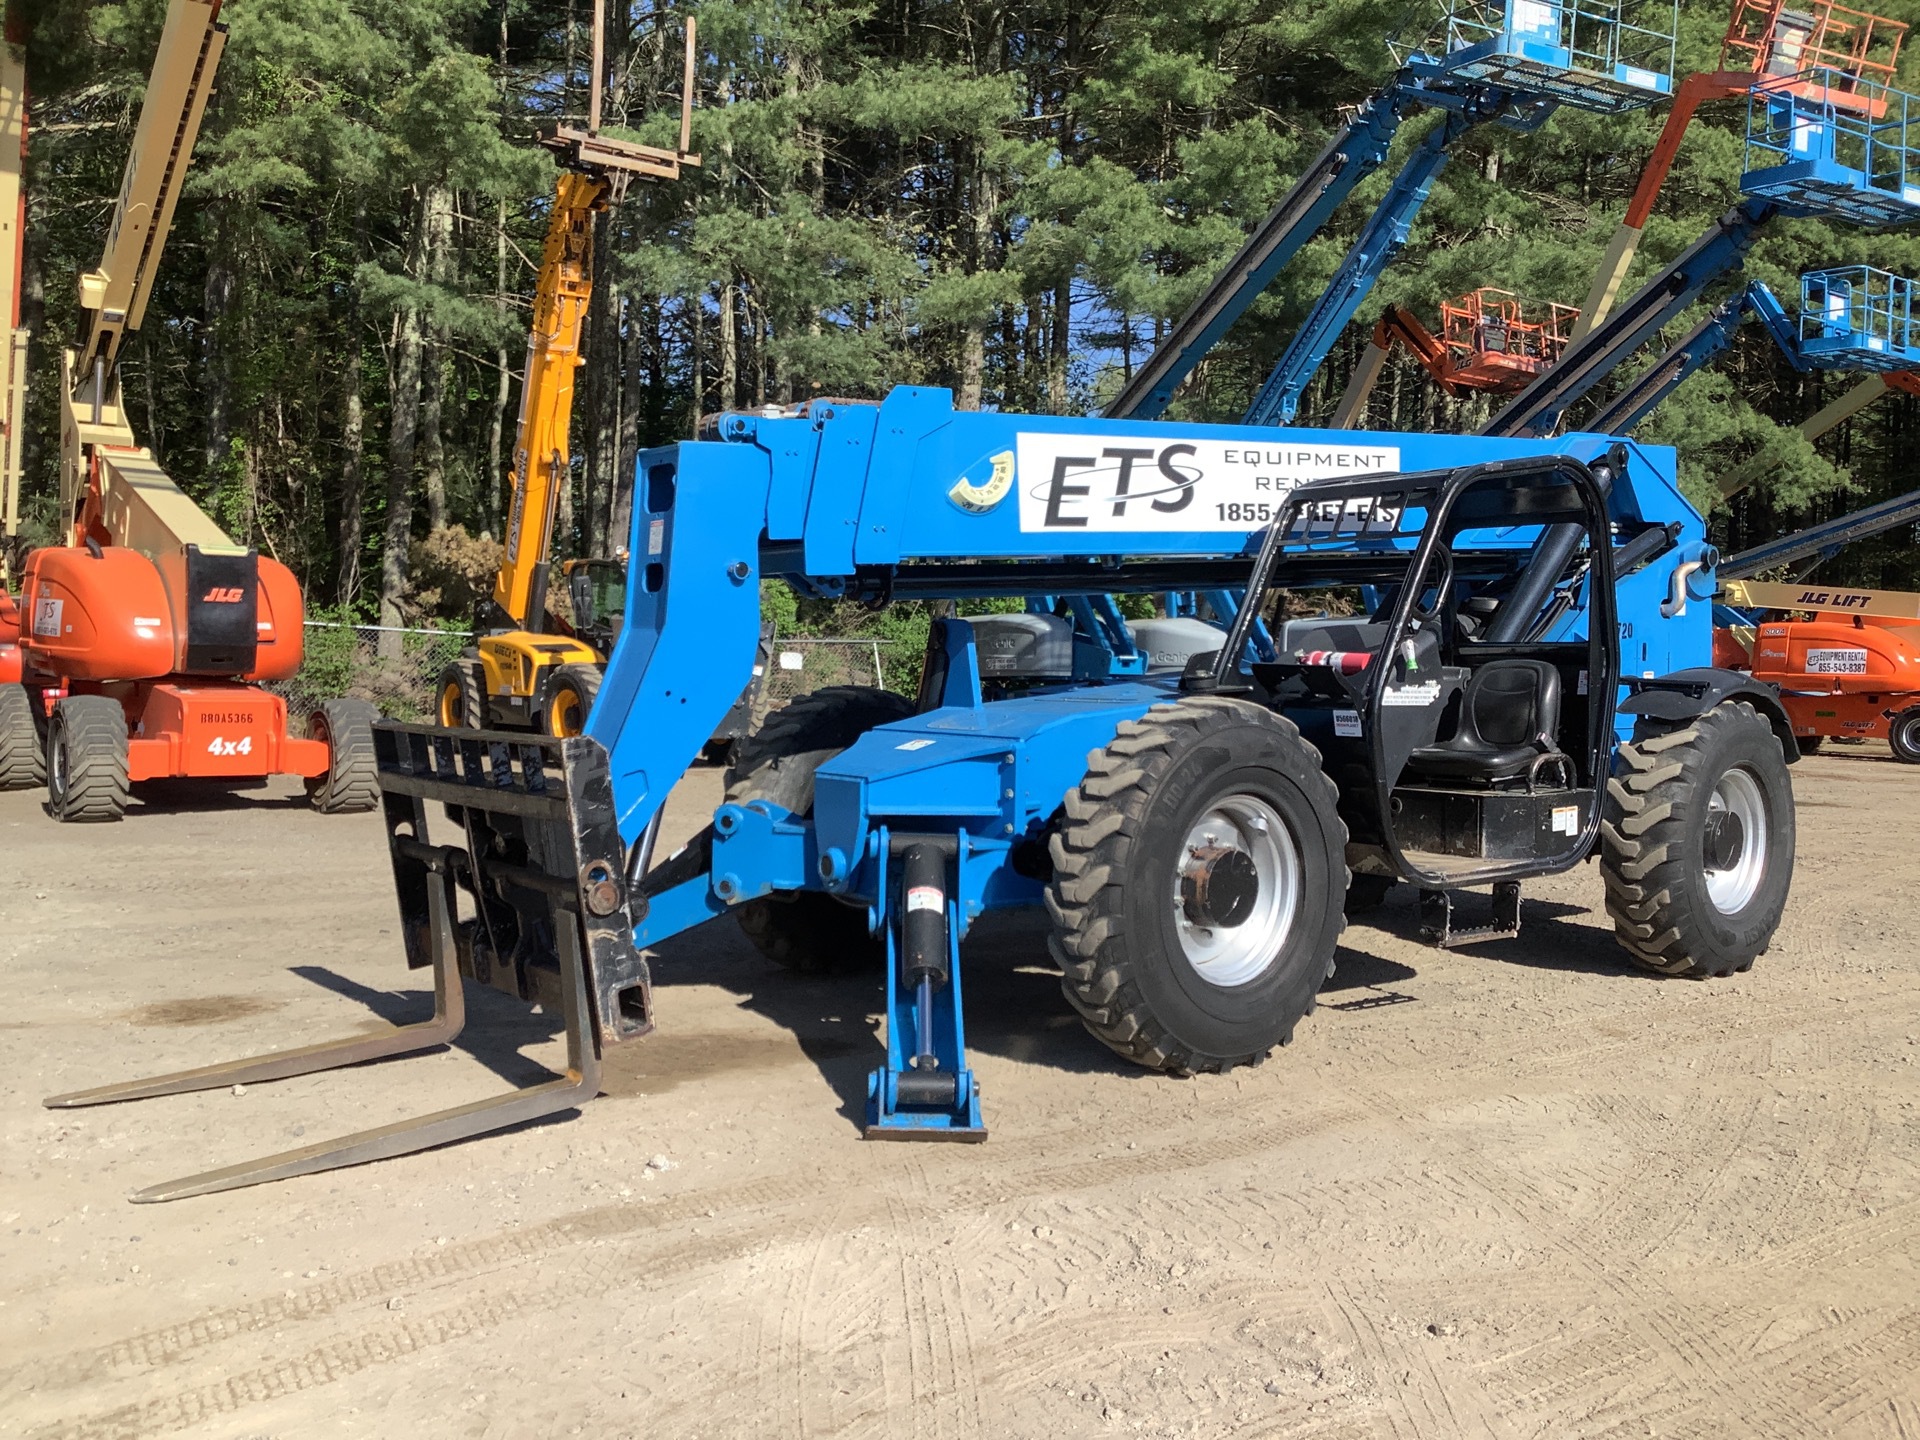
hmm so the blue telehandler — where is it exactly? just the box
[58,390,1801,1200]
[64,0,1892,1200]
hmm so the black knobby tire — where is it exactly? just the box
[1795,734,1824,757]
[47,695,129,823]
[1889,709,1920,765]
[725,685,915,973]
[1046,696,1348,1075]
[545,664,602,739]
[306,698,380,814]
[1600,701,1795,978]
[437,661,485,729]
[0,683,44,789]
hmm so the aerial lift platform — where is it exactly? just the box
[1576,0,1908,339]
[1331,288,1580,426]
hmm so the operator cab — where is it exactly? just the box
[1186,455,1621,921]
[564,557,628,651]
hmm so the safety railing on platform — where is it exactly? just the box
[1797,264,1920,368]
[1441,288,1579,384]
[1398,0,1679,111]
[1744,67,1920,224]
[1724,0,1905,94]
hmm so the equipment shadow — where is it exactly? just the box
[644,906,1426,1135]
[289,964,567,1090]
[1346,884,1661,979]
[123,779,311,816]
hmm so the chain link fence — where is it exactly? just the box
[761,637,892,711]
[274,624,896,728]
[273,622,470,723]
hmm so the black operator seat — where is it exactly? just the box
[1405,659,1563,784]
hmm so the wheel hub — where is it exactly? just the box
[1702,765,1768,916]
[1180,846,1260,929]
[1702,808,1744,872]
[1170,795,1304,988]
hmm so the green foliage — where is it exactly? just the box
[16,0,1920,647]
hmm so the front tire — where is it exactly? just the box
[1889,709,1920,765]
[437,661,485,729]
[0,683,44,789]
[545,664,602,738]
[725,685,916,973]
[1047,697,1348,1074]
[306,698,380,814]
[1601,701,1795,978]
[47,695,129,823]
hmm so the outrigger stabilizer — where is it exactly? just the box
[45,726,653,1202]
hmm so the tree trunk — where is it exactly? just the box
[203,217,236,486]
[420,183,454,534]
[583,221,621,557]
[958,155,998,411]
[1049,284,1071,413]
[718,274,738,412]
[488,198,511,538]
[337,361,366,606]
[378,191,430,655]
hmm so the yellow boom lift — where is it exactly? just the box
[438,5,697,737]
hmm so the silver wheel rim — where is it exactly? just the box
[1171,794,1302,987]
[1703,766,1767,915]
[49,725,67,802]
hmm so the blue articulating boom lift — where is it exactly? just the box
[1579,263,1920,434]
[1485,62,1920,440]
[1105,0,1677,425]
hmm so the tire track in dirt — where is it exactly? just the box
[1342,1082,1816,1440]
[1346,1077,1920,1440]
[17,1099,1369,1440]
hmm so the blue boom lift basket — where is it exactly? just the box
[1796,264,1920,368]
[1398,0,1678,112]
[1743,68,1920,226]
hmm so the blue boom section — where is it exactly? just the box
[594,386,1701,843]
[1243,111,1477,427]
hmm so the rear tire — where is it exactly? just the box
[545,664,601,738]
[47,695,128,823]
[1047,697,1348,1074]
[725,685,915,973]
[1795,734,1824,757]
[1600,701,1795,978]
[437,661,485,729]
[1889,709,1920,765]
[306,698,380,814]
[0,683,44,789]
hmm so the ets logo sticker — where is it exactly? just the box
[1013,433,1400,533]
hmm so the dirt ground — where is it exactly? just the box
[2,741,1918,1440]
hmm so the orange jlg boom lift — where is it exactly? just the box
[438,5,698,738]
[0,0,377,820]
